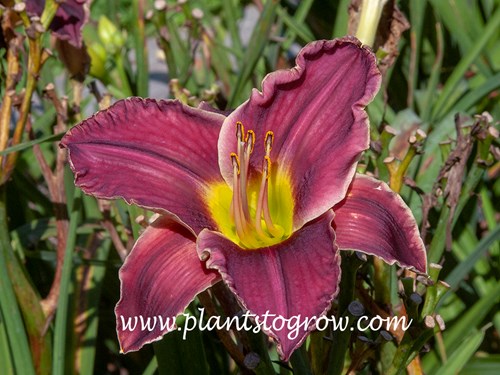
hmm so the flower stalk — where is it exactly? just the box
[0,38,21,169]
[386,130,427,194]
[355,0,388,47]
[0,1,60,184]
[40,0,60,30]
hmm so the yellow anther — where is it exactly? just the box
[230,152,240,175]
[265,131,274,155]
[246,130,255,154]
[236,122,245,142]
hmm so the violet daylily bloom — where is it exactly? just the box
[25,0,88,47]
[61,37,427,360]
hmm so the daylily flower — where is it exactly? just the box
[25,0,88,47]
[61,37,427,361]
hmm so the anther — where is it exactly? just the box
[246,130,255,154]
[230,153,240,175]
[265,131,274,156]
[236,122,245,142]
[235,123,252,221]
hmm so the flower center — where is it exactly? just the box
[206,122,294,249]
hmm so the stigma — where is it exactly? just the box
[229,122,284,248]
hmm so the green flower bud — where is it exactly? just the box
[98,16,125,54]
[88,42,107,80]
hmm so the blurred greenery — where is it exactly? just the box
[0,0,499,374]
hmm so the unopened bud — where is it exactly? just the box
[435,314,446,331]
[98,16,125,54]
[87,42,107,80]
[424,315,435,329]
[348,301,365,317]
[380,330,393,341]
[243,352,260,369]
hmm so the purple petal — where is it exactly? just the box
[25,0,89,47]
[61,98,227,234]
[24,0,45,16]
[197,211,340,360]
[218,37,381,229]
[333,174,427,274]
[197,101,232,116]
[116,215,220,353]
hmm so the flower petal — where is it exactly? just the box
[115,215,220,353]
[25,0,89,47]
[333,174,427,273]
[197,211,340,360]
[61,97,227,234]
[218,37,381,229]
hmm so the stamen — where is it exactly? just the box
[236,123,252,220]
[230,153,240,175]
[236,122,245,142]
[236,122,246,191]
[265,131,274,156]
[263,187,283,238]
[230,153,246,240]
[255,155,282,239]
[246,130,255,154]
[229,126,285,247]
[231,137,259,248]
[261,156,282,238]
[255,157,270,239]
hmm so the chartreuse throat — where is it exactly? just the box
[207,122,294,249]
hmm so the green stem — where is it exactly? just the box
[2,0,60,184]
[290,345,312,375]
[245,331,276,375]
[420,20,443,122]
[221,0,243,51]
[40,0,60,30]
[1,38,41,183]
[133,0,148,97]
[52,189,82,375]
[327,253,363,375]
[391,146,417,194]
[0,188,36,375]
[115,53,134,97]
[430,6,500,121]
[228,0,279,108]
[386,328,435,375]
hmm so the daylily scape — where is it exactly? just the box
[61,37,427,360]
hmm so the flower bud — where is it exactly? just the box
[87,42,107,80]
[98,16,125,54]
